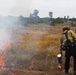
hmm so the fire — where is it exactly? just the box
[2,38,11,56]
[29,60,34,69]
[0,31,12,69]
[58,65,62,69]
[0,55,5,68]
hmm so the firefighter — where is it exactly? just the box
[60,26,76,74]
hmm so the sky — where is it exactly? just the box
[0,0,76,18]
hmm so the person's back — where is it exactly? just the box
[61,27,76,51]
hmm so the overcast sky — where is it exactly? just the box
[0,0,76,18]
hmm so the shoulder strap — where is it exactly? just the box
[63,30,68,40]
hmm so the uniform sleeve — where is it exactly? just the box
[70,30,76,39]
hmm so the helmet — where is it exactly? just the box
[62,26,70,31]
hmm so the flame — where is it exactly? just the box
[0,31,12,69]
[29,60,34,69]
[0,55,5,68]
[2,38,11,56]
[58,65,62,69]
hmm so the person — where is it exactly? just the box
[60,26,76,74]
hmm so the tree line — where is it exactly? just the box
[0,9,76,27]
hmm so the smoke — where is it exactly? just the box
[0,0,39,68]
[11,0,31,17]
[0,28,10,54]
[0,0,31,17]
[0,0,15,16]
[0,0,31,48]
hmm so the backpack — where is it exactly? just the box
[61,30,74,51]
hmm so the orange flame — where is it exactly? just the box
[58,65,62,69]
[29,60,34,69]
[2,38,11,56]
[0,31,12,69]
[0,55,5,68]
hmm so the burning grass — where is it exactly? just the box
[6,25,62,72]
[0,25,74,75]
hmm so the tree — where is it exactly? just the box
[67,16,69,19]
[33,9,39,17]
[49,12,53,18]
[29,9,39,18]
[29,13,34,18]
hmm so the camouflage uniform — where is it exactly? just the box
[60,27,76,73]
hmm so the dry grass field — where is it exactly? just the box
[0,24,76,75]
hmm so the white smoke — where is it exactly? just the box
[0,28,10,54]
[0,0,31,17]
[0,0,31,53]
[11,0,31,17]
[0,0,37,68]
